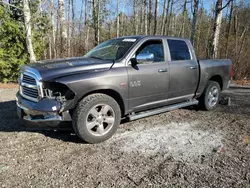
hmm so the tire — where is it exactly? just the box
[72,93,121,143]
[199,81,221,111]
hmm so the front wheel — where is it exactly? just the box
[199,81,221,111]
[72,94,121,143]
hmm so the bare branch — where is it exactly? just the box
[219,0,232,11]
[0,0,22,10]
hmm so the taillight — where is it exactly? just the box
[230,66,234,78]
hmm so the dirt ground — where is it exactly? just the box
[0,87,249,187]
[0,83,18,89]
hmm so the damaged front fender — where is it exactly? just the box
[42,81,78,112]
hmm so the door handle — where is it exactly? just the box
[190,66,197,70]
[158,68,168,73]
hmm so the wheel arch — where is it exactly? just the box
[80,89,126,117]
[209,75,223,90]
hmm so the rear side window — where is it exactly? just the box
[167,39,191,61]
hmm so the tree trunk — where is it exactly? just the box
[153,0,158,35]
[23,0,36,63]
[140,1,144,34]
[148,0,152,34]
[84,0,87,26]
[190,0,199,45]
[58,0,67,57]
[178,0,187,37]
[144,0,148,35]
[97,0,100,44]
[79,0,84,55]
[133,0,138,35]
[48,0,56,58]
[67,0,71,57]
[166,0,173,35]
[210,0,232,58]
[84,0,90,52]
[212,0,223,58]
[225,0,233,58]
[236,26,248,66]
[161,0,170,35]
[161,0,166,35]
[121,4,125,36]
[116,0,119,37]
[85,25,90,52]
[71,0,75,56]
[92,0,98,46]
[172,14,176,36]
[163,0,170,35]
[49,36,52,59]
[196,7,203,54]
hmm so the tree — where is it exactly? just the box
[178,0,188,37]
[153,0,158,35]
[116,0,120,37]
[225,0,234,58]
[133,0,139,35]
[58,0,67,57]
[161,0,170,35]
[144,0,148,35]
[48,0,57,58]
[2,0,250,82]
[148,0,152,34]
[0,5,27,82]
[166,0,174,35]
[209,0,232,58]
[92,0,100,45]
[23,0,36,63]
[67,0,71,56]
[190,0,199,45]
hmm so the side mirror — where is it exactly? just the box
[136,53,154,64]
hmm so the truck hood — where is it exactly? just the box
[24,57,114,81]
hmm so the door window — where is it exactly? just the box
[167,39,191,61]
[136,40,165,63]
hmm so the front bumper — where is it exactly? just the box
[16,92,71,127]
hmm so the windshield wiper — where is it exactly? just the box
[88,56,104,60]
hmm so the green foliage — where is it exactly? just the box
[0,2,49,83]
[0,6,27,83]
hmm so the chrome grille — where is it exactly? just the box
[22,74,36,85]
[20,73,39,102]
[22,87,39,98]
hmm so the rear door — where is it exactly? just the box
[167,39,199,102]
[127,39,169,111]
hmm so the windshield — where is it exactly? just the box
[84,38,138,60]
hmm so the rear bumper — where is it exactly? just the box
[16,92,71,127]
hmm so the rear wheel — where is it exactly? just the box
[199,81,221,111]
[72,94,121,143]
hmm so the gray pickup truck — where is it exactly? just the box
[16,36,232,143]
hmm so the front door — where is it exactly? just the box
[127,39,169,111]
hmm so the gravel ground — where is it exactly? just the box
[0,88,249,187]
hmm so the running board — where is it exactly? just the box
[128,99,199,121]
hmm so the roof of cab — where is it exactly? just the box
[115,35,189,41]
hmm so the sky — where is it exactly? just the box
[73,0,214,16]
[68,0,250,20]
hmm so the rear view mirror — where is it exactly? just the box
[136,53,154,64]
